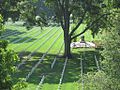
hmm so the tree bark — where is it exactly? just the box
[63,30,72,58]
[63,9,72,58]
[58,1,72,58]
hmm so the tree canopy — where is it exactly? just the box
[44,0,114,57]
[0,0,119,58]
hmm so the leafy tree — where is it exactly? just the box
[0,14,4,34]
[0,0,21,23]
[82,8,120,90]
[101,9,120,89]
[12,0,110,58]
[17,0,47,29]
[45,0,112,58]
[0,15,18,90]
[1,1,117,58]
[17,0,37,29]
[82,71,110,90]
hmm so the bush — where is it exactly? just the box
[0,40,8,50]
[0,49,18,89]
[82,71,114,90]
[12,78,28,90]
[101,9,120,90]
[0,14,19,90]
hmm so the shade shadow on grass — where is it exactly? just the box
[9,36,37,43]
[1,29,26,42]
[3,29,26,36]
[12,50,101,86]
[78,50,101,73]
[2,29,37,43]
[2,29,19,35]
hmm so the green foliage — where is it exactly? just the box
[101,9,120,89]
[12,78,28,90]
[0,15,7,50]
[0,40,8,50]
[45,0,113,38]
[0,14,19,90]
[113,0,120,8]
[0,14,4,35]
[0,49,18,89]
[17,1,36,29]
[44,0,111,57]
[82,71,112,90]
[17,0,47,30]
[0,0,21,22]
[78,9,120,90]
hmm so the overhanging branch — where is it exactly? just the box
[60,18,64,30]
[70,11,86,36]
[55,0,65,30]
[57,0,64,11]
[71,13,111,40]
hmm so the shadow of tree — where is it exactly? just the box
[9,36,37,43]
[2,29,37,43]
[12,50,101,85]
[2,29,26,37]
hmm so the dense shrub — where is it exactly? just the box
[0,49,18,89]
[80,9,120,90]
[101,10,120,89]
[0,14,19,90]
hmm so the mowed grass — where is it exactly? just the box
[4,23,101,90]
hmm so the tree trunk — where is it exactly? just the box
[59,4,72,58]
[63,10,72,58]
[63,30,72,58]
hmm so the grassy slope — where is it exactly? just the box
[4,23,101,90]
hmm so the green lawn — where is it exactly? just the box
[4,23,101,90]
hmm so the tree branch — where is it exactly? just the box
[70,11,86,36]
[60,17,64,30]
[71,13,111,40]
[57,0,64,11]
[55,0,64,30]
